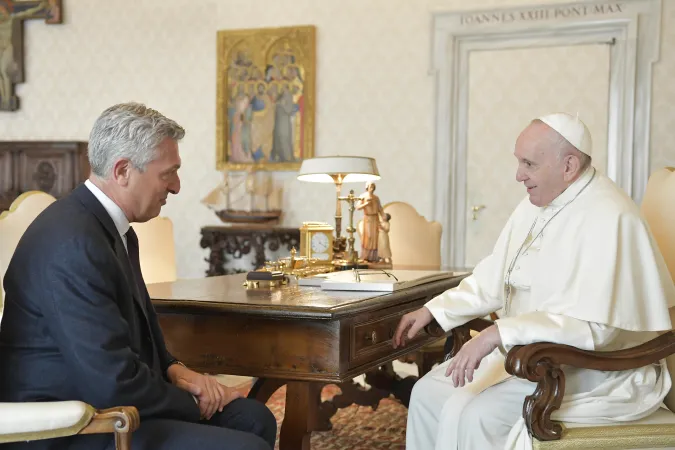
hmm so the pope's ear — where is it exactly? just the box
[564,154,582,181]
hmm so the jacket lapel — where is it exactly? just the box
[71,184,149,319]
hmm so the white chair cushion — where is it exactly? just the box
[563,406,675,428]
[534,408,675,449]
[0,401,93,434]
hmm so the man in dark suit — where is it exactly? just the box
[0,103,276,449]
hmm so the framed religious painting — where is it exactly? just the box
[216,25,316,171]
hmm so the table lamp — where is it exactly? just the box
[297,156,380,264]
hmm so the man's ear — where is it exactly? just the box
[111,159,132,187]
[563,154,581,182]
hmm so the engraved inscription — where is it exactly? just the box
[460,3,624,26]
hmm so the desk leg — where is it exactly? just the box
[280,381,320,450]
[247,377,287,403]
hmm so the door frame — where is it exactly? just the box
[430,0,662,268]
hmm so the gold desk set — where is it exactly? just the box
[245,156,382,289]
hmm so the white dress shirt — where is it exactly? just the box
[84,179,130,252]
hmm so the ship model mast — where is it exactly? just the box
[201,169,283,225]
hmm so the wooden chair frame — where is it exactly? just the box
[426,318,675,443]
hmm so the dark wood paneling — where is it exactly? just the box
[0,141,89,211]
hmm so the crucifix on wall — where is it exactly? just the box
[0,0,62,111]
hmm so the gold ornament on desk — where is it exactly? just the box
[267,248,335,278]
[299,222,334,263]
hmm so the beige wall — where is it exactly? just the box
[1,0,673,278]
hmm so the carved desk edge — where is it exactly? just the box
[451,319,675,442]
[151,273,471,320]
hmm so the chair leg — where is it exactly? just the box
[115,431,132,450]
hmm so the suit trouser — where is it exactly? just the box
[1,398,277,450]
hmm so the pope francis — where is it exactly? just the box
[393,113,675,450]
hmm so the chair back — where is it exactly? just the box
[132,216,177,284]
[0,192,57,316]
[640,167,675,411]
[382,201,443,269]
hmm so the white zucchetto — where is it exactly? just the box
[537,112,592,156]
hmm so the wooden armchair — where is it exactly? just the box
[431,317,675,449]
[0,191,140,449]
[426,167,675,449]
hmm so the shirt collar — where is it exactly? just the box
[544,166,596,211]
[84,179,130,239]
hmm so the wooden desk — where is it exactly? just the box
[149,272,468,449]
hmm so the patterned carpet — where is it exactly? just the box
[247,384,408,450]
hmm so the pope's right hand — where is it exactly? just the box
[392,307,433,349]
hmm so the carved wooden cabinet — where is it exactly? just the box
[0,141,89,212]
[200,225,301,276]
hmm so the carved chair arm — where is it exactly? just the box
[80,407,140,450]
[504,330,675,442]
[423,319,446,338]
[0,405,139,450]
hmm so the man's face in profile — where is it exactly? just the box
[513,122,569,207]
[126,138,181,222]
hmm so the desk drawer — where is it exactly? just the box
[350,304,427,361]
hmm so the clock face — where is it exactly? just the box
[310,232,330,254]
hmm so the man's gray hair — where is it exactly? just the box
[88,102,185,178]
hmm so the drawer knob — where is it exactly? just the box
[364,330,378,344]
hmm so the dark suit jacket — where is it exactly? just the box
[0,184,199,447]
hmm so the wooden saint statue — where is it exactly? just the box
[356,181,386,263]
[0,0,62,111]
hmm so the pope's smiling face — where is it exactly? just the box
[514,120,584,207]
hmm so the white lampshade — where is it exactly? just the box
[297,156,381,183]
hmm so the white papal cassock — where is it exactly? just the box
[407,166,675,450]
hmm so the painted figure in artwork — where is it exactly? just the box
[0,0,52,110]
[270,85,297,162]
[356,181,386,262]
[226,43,305,164]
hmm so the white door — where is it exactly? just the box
[464,44,610,267]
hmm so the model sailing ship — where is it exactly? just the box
[201,169,283,225]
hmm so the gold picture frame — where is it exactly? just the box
[216,25,316,171]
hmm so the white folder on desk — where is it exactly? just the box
[298,270,465,292]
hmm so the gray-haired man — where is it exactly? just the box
[0,103,276,449]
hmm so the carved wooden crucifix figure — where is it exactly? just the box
[0,0,62,111]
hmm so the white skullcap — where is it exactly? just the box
[537,112,592,156]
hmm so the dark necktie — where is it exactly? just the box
[125,226,147,304]
[125,226,161,372]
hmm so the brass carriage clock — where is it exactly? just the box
[299,222,334,263]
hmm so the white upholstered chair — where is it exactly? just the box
[369,202,447,375]
[383,201,443,269]
[0,191,139,449]
[0,191,56,310]
[132,216,177,284]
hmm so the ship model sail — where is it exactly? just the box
[201,170,282,225]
